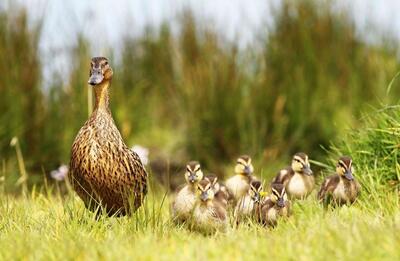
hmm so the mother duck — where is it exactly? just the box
[69,57,147,216]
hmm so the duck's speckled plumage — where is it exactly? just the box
[69,57,147,216]
[272,152,314,199]
[318,156,360,205]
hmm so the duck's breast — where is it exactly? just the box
[173,186,196,215]
[333,179,348,201]
[287,173,306,197]
[226,175,249,200]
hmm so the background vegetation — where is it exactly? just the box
[1,1,400,191]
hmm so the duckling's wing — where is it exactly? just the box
[272,167,293,185]
[317,174,339,201]
[174,183,187,194]
[212,204,227,221]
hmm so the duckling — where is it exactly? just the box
[205,175,229,208]
[191,179,227,233]
[226,155,258,203]
[318,156,361,205]
[69,57,147,216]
[272,152,314,199]
[258,183,291,227]
[172,161,204,223]
[234,180,264,224]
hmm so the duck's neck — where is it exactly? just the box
[93,81,111,112]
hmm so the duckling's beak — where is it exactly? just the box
[88,69,104,85]
[244,166,251,175]
[253,194,260,203]
[277,198,285,208]
[303,165,313,176]
[200,192,208,201]
[344,169,354,181]
[188,174,196,183]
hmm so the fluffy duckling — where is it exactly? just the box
[318,156,361,205]
[234,180,265,224]
[258,183,291,227]
[172,161,204,223]
[191,179,227,233]
[205,175,229,208]
[272,152,314,199]
[226,155,258,203]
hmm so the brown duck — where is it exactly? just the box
[69,57,147,216]
[272,152,314,199]
[256,183,291,227]
[318,156,360,205]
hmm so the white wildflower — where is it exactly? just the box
[50,164,69,181]
[131,145,149,166]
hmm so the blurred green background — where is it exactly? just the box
[1,0,400,193]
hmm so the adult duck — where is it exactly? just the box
[69,57,147,216]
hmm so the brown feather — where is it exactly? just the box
[69,58,147,216]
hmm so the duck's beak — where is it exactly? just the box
[344,169,354,181]
[200,192,208,201]
[253,193,260,203]
[303,165,313,176]
[277,198,285,208]
[188,174,196,183]
[244,166,251,175]
[88,68,104,85]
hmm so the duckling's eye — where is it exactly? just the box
[104,61,108,66]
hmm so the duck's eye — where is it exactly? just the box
[104,61,108,66]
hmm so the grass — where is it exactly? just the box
[3,102,400,260]
[0,181,399,260]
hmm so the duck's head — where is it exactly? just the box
[234,155,254,176]
[291,152,313,175]
[270,183,287,208]
[336,156,354,181]
[249,180,263,203]
[197,179,215,203]
[205,175,219,191]
[184,161,204,185]
[88,57,113,86]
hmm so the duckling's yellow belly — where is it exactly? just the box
[193,205,226,231]
[173,186,196,218]
[267,207,278,222]
[235,195,254,217]
[287,173,314,198]
[226,175,249,201]
[333,180,349,202]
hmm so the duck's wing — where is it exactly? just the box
[271,167,293,186]
[120,148,148,202]
[212,204,227,221]
[317,174,339,201]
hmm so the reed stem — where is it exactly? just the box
[10,137,28,196]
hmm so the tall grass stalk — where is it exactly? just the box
[10,137,28,196]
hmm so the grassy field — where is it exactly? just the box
[0,181,399,260]
[3,103,400,260]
